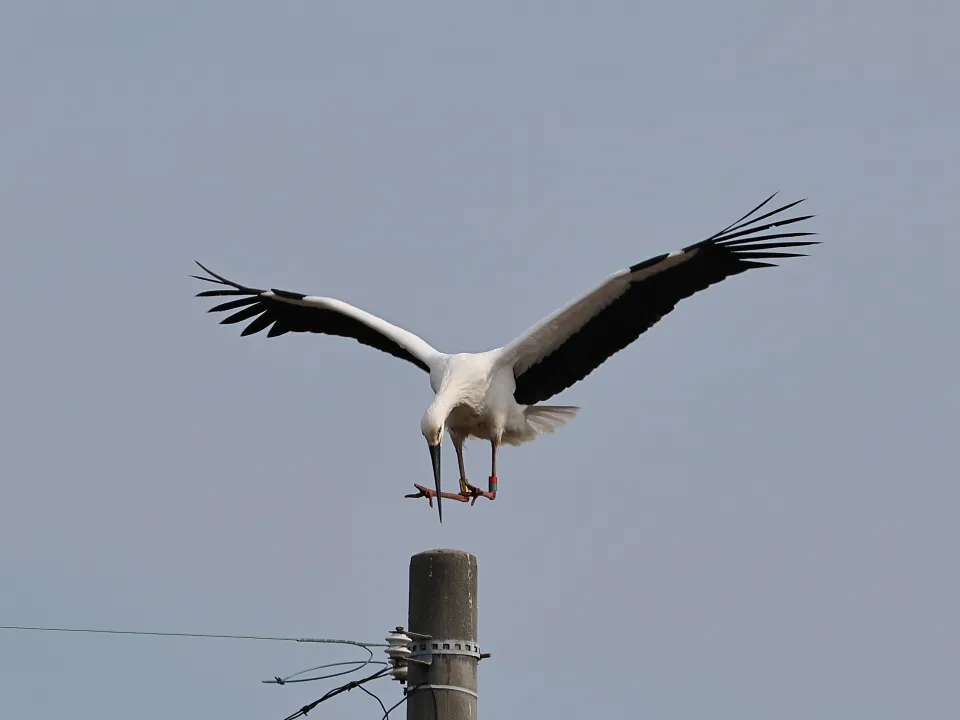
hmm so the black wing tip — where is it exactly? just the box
[710,194,818,269]
[192,261,247,287]
[192,260,224,281]
[191,262,223,284]
[207,296,262,314]
[271,288,307,301]
[191,261,267,302]
[730,239,820,264]
[705,194,818,251]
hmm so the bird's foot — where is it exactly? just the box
[459,476,498,505]
[405,484,470,506]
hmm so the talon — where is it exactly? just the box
[405,484,470,505]
[459,479,497,504]
[405,484,434,506]
[461,485,480,506]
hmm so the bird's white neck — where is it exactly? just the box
[425,353,495,429]
[427,385,461,420]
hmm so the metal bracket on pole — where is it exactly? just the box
[384,627,486,682]
[408,638,482,665]
[407,683,480,700]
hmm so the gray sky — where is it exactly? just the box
[2,2,957,718]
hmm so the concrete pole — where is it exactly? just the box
[406,548,479,720]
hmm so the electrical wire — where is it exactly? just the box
[357,684,388,717]
[264,659,388,685]
[260,636,394,687]
[279,666,392,720]
[2,623,413,717]
[0,624,385,648]
[379,693,410,719]
[278,677,431,720]
[376,683,436,720]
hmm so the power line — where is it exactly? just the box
[280,667,392,720]
[2,623,393,699]
[0,624,385,647]
[358,684,389,717]
[264,646,388,686]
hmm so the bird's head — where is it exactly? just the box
[420,409,445,448]
[420,407,446,522]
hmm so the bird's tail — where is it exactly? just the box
[523,405,580,435]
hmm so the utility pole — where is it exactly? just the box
[406,548,479,720]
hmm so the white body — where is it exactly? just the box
[423,350,578,448]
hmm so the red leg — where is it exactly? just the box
[405,484,469,504]
[453,434,471,495]
[460,440,498,504]
[406,432,472,507]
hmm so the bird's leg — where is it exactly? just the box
[453,435,472,496]
[460,440,498,504]
[405,485,470,504]
[406,432,470,506]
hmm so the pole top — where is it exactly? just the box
[408,548,478,641]
[411,548,477,561]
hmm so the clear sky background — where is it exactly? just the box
[2,2,957,718]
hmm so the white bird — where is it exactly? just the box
[194,193,816,522]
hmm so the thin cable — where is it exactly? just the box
[357,684,388,718]
[0,624,385,647]
[398,683,441,720]
[380,693,410,719]
[280,667,390,720]
[264,658,388,685]
[379,683,435,720]
[3,624,405,717]
[280,667,392,720]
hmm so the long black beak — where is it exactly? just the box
[428,442,442,523]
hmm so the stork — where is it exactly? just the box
[193,193,816,522]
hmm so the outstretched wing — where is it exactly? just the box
[502,194,817,405]
[193,263,440,373]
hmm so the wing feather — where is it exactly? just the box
[193,263,440,373]
[503,194,818,405]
